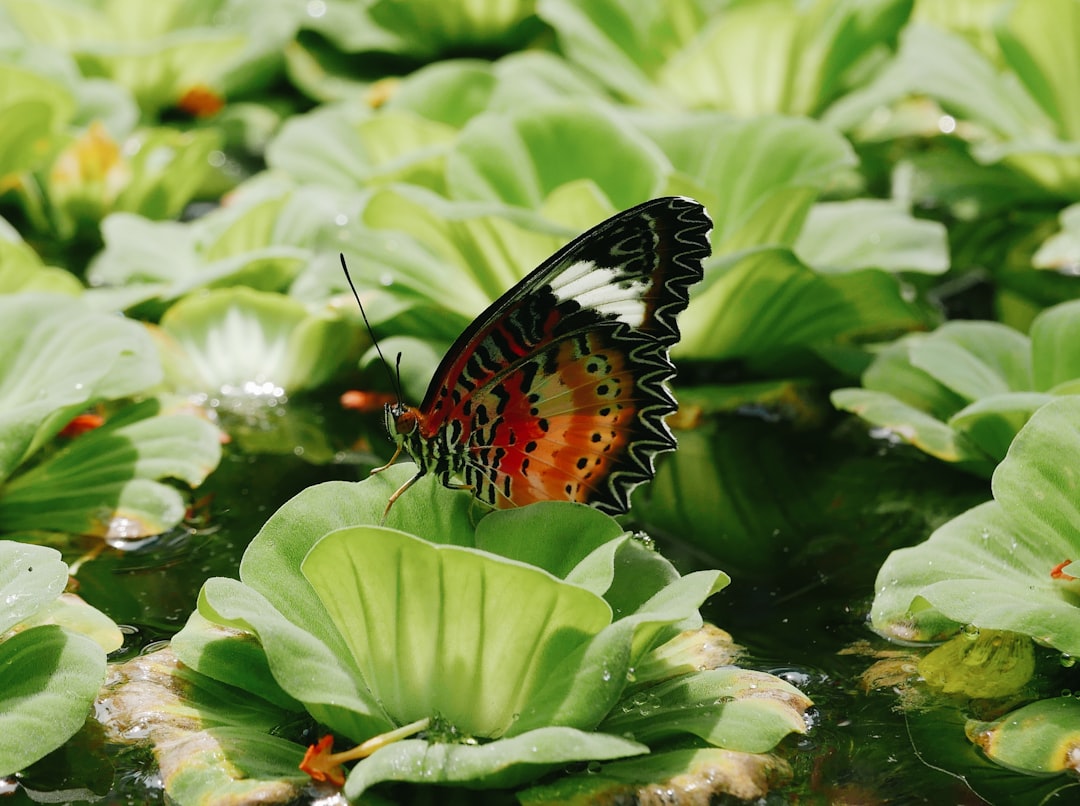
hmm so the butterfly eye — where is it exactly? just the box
[393,408,419,436]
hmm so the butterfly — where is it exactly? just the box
[366,196,711,518]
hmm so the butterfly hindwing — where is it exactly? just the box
[459,324,679,512]
[397,196,711,515]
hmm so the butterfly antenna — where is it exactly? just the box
[340,253,403,406]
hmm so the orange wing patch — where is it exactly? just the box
[465,330,666,509]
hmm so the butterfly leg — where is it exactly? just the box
[370,442,404,476]
[381,467,424,523]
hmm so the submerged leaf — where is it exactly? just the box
[918,630,1035,698]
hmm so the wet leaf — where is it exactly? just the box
[344,728,646,798]
[872,396,1080,655]
[918,630,1035,698]
[0,294,160,484]
[966,697,1080,775]
[0,402,222,536]
[0,626,105,777]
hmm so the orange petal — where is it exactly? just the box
[1051,559,1077,581]
[299,735,345,787]
[59,413,106,438]
[341,389,395,413]
[177,85,225,118]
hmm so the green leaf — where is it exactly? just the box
[14,593,123,653]
[871,396,1080,653]
[537,0,703,107]
[795,200,949,274]
[0,403,221,536]
[112,127,221,220]
[0,294,160,484]
[635,114,855,252]
[195,576,390,742]
[659,0,912,116]
[364,0,542,59]
[238,469,477,621]
[831,388,982,466]
[100,646,310,803]
[361,186,568,311]
[599,668,809,752]
[87,180,313,306]
[1033,202,1080,270]
[678,249,926,365]
[344,728,647,798]
[0,218,82,294]
[266,103,456,192]
[472,502,625,580]
[1030,299,1080,391]
[170,610,303,713]
[156,287,361,395]
[0,63,74,174]
[910,322,1034,399]
[446,103,668,210]
[0,626,105,777]
[0,541,68,634]
[303,526,613,737]
[995,0,1080,141]
[966,697,1080,775]
[387,52,607,127]
[947,392,1052,464]
[542,0,910,115]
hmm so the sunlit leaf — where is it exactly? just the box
[304,526,612,737]
[446,103,668,209]
[344,728,646,798]
[155,287,361,396]
[0,541,68,634]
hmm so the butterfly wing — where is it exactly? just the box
[417,196,711,513]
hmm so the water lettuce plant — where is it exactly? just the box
[0,540,121,777]
[132,467,811,802]
[0,0,294,117]
[828,0,1080,199]
[871,395,1080,777]
[151,285,364,461]
[540,0,911,115]
[0,293,221,537]
[86,177,313,312]
[832,298,1080,475]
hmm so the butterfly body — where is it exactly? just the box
[381,196,711,516]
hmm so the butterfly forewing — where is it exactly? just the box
[398,196,711,515]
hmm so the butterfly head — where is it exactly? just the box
[385,402,420,441]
